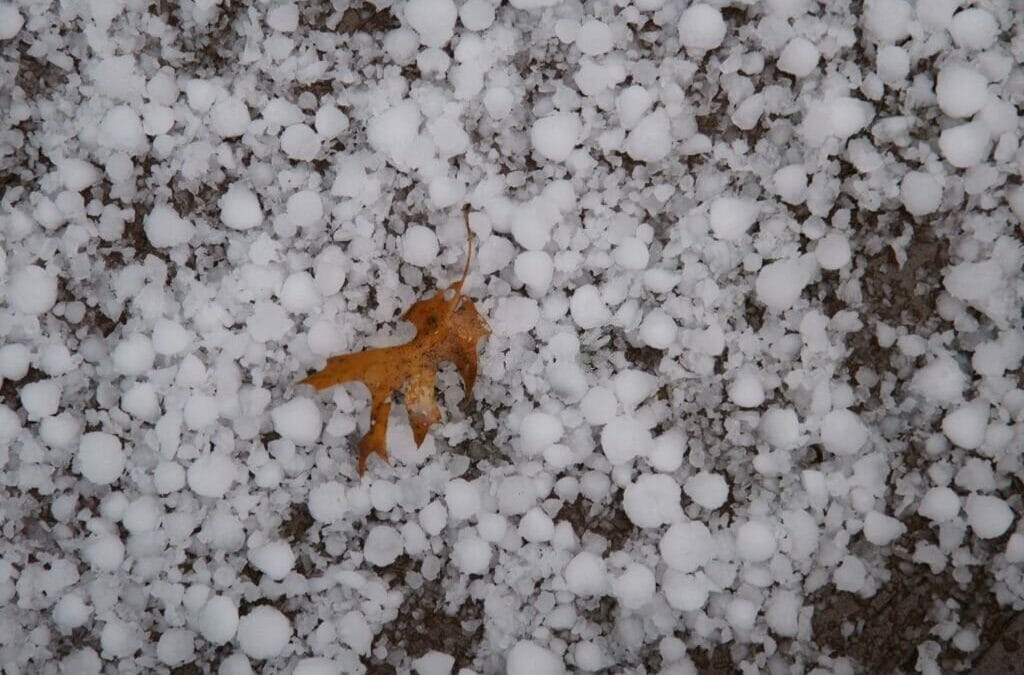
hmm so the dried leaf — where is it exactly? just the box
[300,206,490,475]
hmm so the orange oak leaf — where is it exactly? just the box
[299,206,490,475]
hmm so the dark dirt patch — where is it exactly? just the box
[556,496,636,553]
[365,577,485,674]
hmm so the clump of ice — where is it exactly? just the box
[237,606,292,660]
[677,4,726,53]
[78,433,126,485]
[220,184,264,230]
[531,112,581,162]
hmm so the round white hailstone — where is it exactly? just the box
[220,184,263,230]
[760,407,800,449]
[833,555,867,593]
[0,343,30,380]
[820,409,869,455]
[613,369,658,410]
[677,4,726,52]
[519,412,563,456]
[662,570,710,611]
[84,535,125,571]
[404,0,457,47]
[506,640,565,675]
[949,8,998,51]
[612,564,655,609]
[581,386,618,426]
[519,507,555,543]
[364,525,403,566]
[401,225,440,267]
[756,257,810,311]
[726,598,758,632]
[938,122,991,168]
[577,19,613,55]
[0,4,24,39]
[728,371,765,408]
[942,401,989,450]
[0,405,21,445]
[20,380,61,419]
[601,415,654,465]
[936,65,988,119]
[944,261,1003,303]
[736,521,777,562]
[531,112,582,162]
[483,86,514,120]
[514,250,554,294]
[639,309,678,350]
[267,3,299,32]
[876,45,909,83]
[900,171,942,216]
[564,551,608,596]
[219,654,254,675]
[684,472,728,510]
[314,105,348,138]
[623,474,683,528]
[249,541,295,580]
[111,334,155,376]
[281,124,321,161]
[777,37,819,77]
[452,536,491,575]
[10,265,58,315]
[78,432,125,485]
[101,621,141,658]
[918,486,960,523]
[815,232,851,270]
[492,296,539,336]
[123,496,161,533]
[187,454,236,498]
[570,284,611,330]
[444,479,481,521]
[294,658,341,675]
[909,356,967,404]
[54,595,91,630]
[184,394,218,430]
[829,97,873,138]
[964,495,1014,540]
[497,475,537,515]
[419,500,447,535]
[271,398,322,445]
[617,85,653,129]
[614,237,650,270]
[773,164,807,204]
[459,0,494,31]
[624,109,672,162]
[154,461,186,494]
[280,272,320,314]
[98,105,146,153]
[709,196,759,241]
[660,521,714,572]
[477,513,508,543]
[1008,534,1024,563]
[152,319,189,355]
[59,158,101,191]
[199,596,239,644]
[286,190,323,228]
[237,607,292,660]
[145,205,195,247]
[157,630,195,667]
[209,97,251,138]
[864,0,911,42]
[308,481,348,523]
[863,511,906,546]
[765,590,801,637]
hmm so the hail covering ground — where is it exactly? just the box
[0,0,1022,673]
